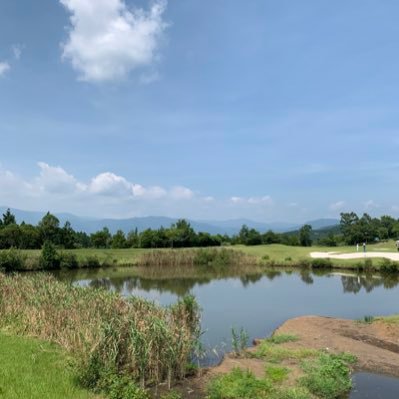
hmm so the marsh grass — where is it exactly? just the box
[137,248,256,268]
[0,273,201,394]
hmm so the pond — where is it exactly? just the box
[53,267,399,396]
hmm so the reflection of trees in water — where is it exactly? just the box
[239,274,263,287]
[299,270,314,285]
[341,274,399,294]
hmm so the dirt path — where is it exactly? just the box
[276,316,399,377]
[311,251,399,261]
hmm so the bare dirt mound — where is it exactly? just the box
[275,316,399,377]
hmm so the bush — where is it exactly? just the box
[380,259,399,273]
[59,252,79,269]
[300,352,356,399]
[311,258,332,269]
[83,256,101,268]
[39,241,60,270]
[0,248,26,272]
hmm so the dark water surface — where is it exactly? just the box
[350,372,399,398]
[54,267,399,396]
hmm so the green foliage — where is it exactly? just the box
[380,258,399,273]
[0,248,26,271]
[59,252,79,269]
[311,258,332,269]
[265,365,289,384]
[0,273,202,396]
[231,327,249,356]
[265,334,298,345]
[254,341,316,363]
[207,368,272,399]
[360,315,375,324]
[299,352,356,399]
[160,390,182,399]
[299,225,313,247]
[39,241,60,269]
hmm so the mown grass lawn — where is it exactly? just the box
[0,332,100,399]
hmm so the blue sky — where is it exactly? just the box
[1,0,399,222]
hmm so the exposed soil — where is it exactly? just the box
[167,316,399,398]
[275,316,399,377]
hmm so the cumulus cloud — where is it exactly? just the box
[0,162,199,216]
[60,0,168,82]
[0,62,10,76]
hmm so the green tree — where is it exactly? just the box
[299,224,313,247]
[39,212,61,244]
[2,208,16,226]
[91,227,112,248]
[111,230,127,248]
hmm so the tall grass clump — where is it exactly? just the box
[0,273,201,394]
[0,248,26,272]
[138,248,256,268]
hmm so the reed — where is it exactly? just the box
[0,273,201,393]
[137,248,257,268]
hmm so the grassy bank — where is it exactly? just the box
[0,332,100,399]
[2,241,399,273]
[0,273,201,398]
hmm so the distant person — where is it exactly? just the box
[363,242,366,255]
[356,243,359,252]
[396,240,399,252]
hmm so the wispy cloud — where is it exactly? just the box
[60,0,168,83]
[329,201,345,211]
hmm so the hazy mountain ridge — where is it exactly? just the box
[0,207,339,235]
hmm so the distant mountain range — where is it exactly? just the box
[0,207,339,235]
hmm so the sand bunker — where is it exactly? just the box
[311,251,399,261]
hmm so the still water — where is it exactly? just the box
[54,267,399,396]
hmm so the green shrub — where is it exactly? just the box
[83,256,101,268]
[380,259,398,273]
[311,258,332,269]
[0,248,26,272]
[59,252,79,269]
[39,241,60,269]
[300,352,356,399]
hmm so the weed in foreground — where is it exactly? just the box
[299,352,356,399]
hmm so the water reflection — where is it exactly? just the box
[54,267,399,297]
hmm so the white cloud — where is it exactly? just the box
[60,0,168,82]
[89,172,132,196]
[0,62,10,76]
[329,201,345,211]
[35,162,85,194]
[169,186,194,200]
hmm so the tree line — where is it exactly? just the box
[1,208,398,251]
